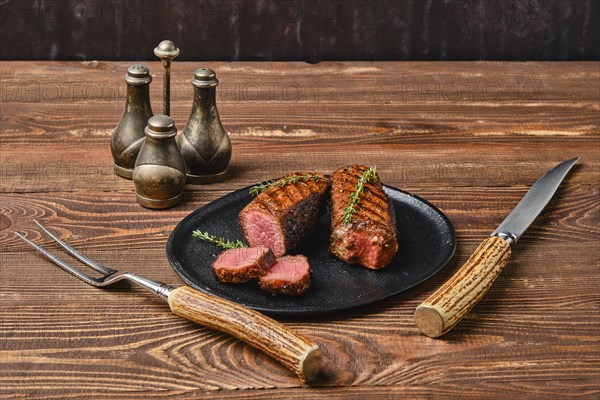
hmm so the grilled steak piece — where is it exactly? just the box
[212,246,276,283]
[239,172,330,257]
[329,165,398,269]
[259,255,311,295]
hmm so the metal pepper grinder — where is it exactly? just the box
[133,115,186,209]
[177,68,232,184]
[110,65,153,179]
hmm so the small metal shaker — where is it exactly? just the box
[133,115,186,209]
[110,65,153,179]
[177,68,232,184]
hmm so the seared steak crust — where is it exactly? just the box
[329,165,398,269]
[239,172,330,257]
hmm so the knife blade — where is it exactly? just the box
[414,157,579,338]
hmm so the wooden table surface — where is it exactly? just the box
[1,61,599,399]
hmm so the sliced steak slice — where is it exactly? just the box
[259,255,311,296]
[239,172,330,257]
[212,246,276,283]
[329,165,398,269]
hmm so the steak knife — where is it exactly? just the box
[414,157,579,338]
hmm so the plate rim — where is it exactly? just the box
[166,182,456,316]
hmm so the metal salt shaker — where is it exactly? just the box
[177,68,232,184]
[133,115,186,209]
[110,65,153,179]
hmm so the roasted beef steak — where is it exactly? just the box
[329,165,398,269]
[212,246,276,283]
[239,173,330,257]
[259,255,311,296]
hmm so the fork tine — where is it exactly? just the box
[16,232,103,286]
[33,219,116,275]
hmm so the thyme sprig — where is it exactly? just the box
[192,230,247,249]
[249,173,321,196]
[342,166,378,225]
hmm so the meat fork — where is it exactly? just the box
[16,220,322,383]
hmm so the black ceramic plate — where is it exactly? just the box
[166,184,456,316]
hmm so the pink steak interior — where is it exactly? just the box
[215,247,266,270]
[341,230,388,268]
[263,256,309,281]
[241,210,285,256]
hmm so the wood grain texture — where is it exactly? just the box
[415,236,512,337]
[0,61,599,399]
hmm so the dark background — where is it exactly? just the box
[0,0,598,61]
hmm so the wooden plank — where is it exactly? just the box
[1,142,598,193]
[1,61,598,147]
[1,65,599,143]
[2,61,599,103]
[1,191,598,396]
[1,243,598,395]
[2,384,598,400]
[1,61,599,399]
[1,184,598,251]
[2,62,598,194]
[1,102,598,145]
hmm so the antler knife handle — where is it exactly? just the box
[168,286,322,382]
[414,236,512,338]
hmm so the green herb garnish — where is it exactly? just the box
[249,173,321,196]
[342,166,378,225]
[192,230,247,249]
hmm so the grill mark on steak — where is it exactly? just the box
[240,172,330,257]
[260,191,287,214]
[331,168,391,224]
[288,181,313,201]
[329,165,399,269]
[357,198,389,224]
